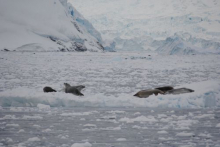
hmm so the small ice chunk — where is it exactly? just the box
[71,142,92,147]
[117,138,127,141]
[157,114,167,118]
[0,115,17,120]
[42,129,51,132]
[119,115,157,123]
[33,125,41,128]
[133,112,141,115]
[37,104,50,110]
[176,132,195,137]
[188,112,194,117]
[6,138,13,142]
[195,114,215,119]
[83,124,96,127]
[157,130,168,134]
[178,115,187,120]
[18,129,25,133]
[27,137,41,142]
[23,115,43,120]
[216,123,220,127]
[198,133,212,138]
[6,124,19,127]
[101,126,121,131]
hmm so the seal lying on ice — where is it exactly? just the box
[155,86,174,93]
[134,89,164,98]
[73,85,85,92]
[64,83,84,96]
[43,86,57,93]
[165,88,194,95]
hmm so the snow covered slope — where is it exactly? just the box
[0,0,104,52]
[70,0,220,54]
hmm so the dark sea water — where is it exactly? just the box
[0,107,220,147]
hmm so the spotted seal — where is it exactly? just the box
[134,89,164,98]
[165,88,194,95]
[155,86,174,93]
[64,83,84,96]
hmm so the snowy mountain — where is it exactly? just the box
[0,0,105,52]
[70,0,220,54]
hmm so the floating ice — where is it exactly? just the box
[37,104,50,110]
[27,137,41,142]
[71,142,92,147]
[176,132,195,137]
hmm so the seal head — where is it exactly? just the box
[43,86,57,93]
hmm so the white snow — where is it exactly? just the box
[0,0,104,52]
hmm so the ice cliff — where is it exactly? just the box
[71,0,220,54]
[0,0,104,52]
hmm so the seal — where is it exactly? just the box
[74,85,85,92]
[134,89,164,98]
[165,88,194,95]
[43,86,56,93]
[64,83,84,96]
[155,86,174,93]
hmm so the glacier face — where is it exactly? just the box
[0,0,104,52]
[70,0,220,54]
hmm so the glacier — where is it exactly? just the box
[0,0,104,52]
[70,0,220,54]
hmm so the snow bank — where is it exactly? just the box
[0,0,104,52]
[0,80,219,108]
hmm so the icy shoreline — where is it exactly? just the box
[0,80,219,108]
[0,52,220,108]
